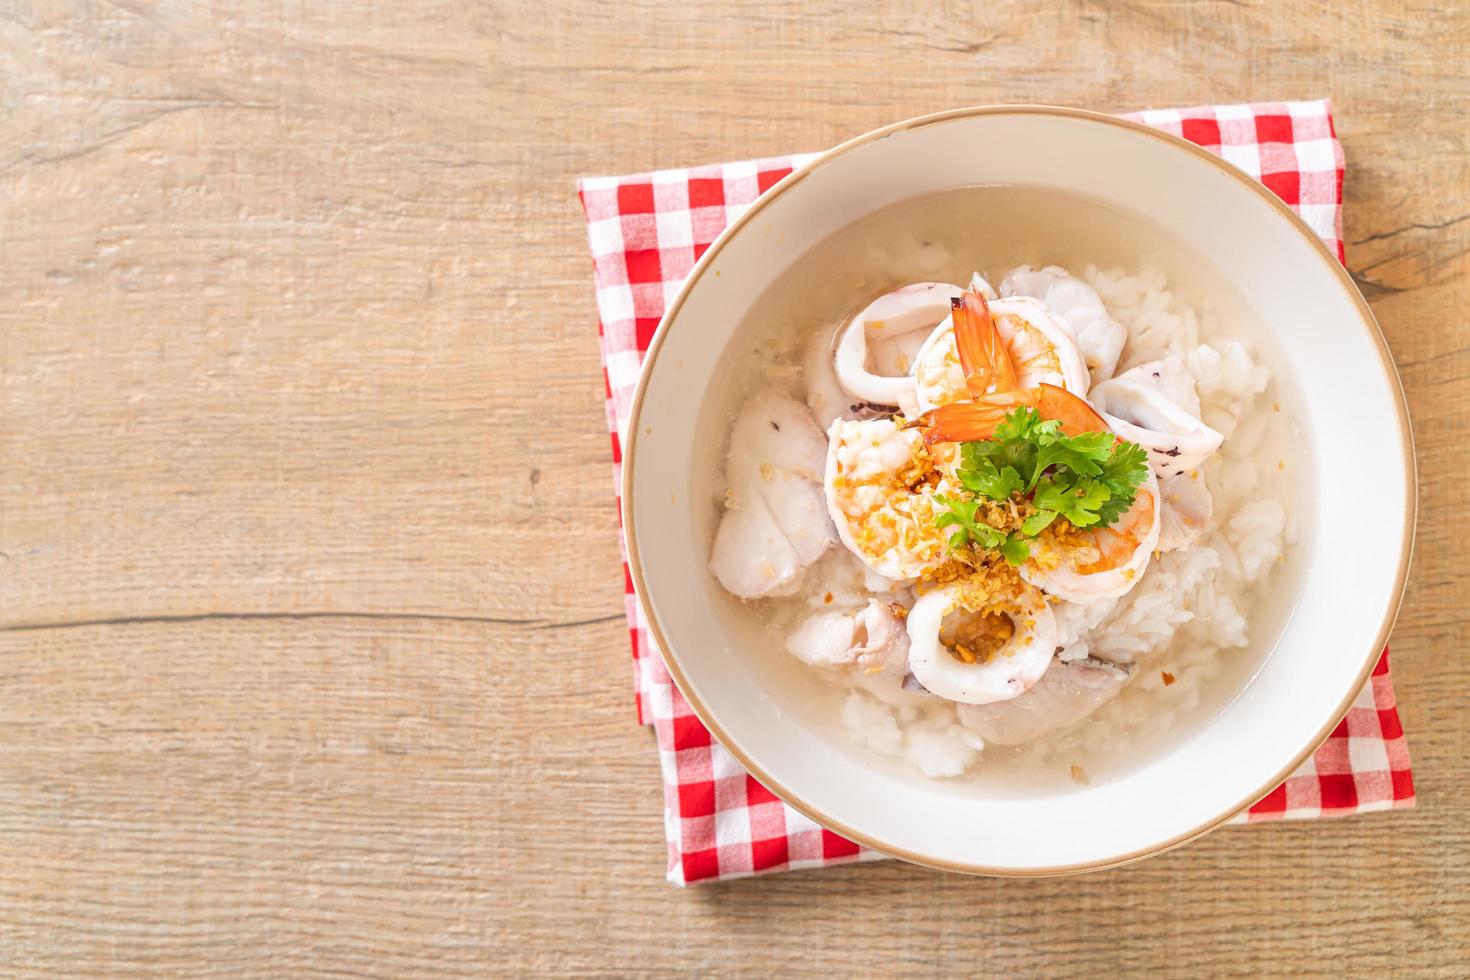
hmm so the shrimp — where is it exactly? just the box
[956,655,1132,745]
[991,297,1092,394]
[1090,376,1223,479]
[906,383,1110,446]
[823,417,950,580]
[954,289,1018,396]
[1021,469,1161,602]
[912,288,1090,412]
[904,584,1057,705]
[833,281,964,409]
[1001,265,1127,384]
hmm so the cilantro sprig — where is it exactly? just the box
[933,493,1033,566]
[933,408,1149,565]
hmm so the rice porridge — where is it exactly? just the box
[699,186,1308,788]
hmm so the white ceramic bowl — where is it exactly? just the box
[623,106,1415,875]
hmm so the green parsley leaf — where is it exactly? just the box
[933,407,1151,566]
[959,431,1032,491]
[997,534,1032,566]
[933,492,1033,565]
[1094,439,1151,526]
[933,493,983,547]
[992,407,1048,444]
[1027,430,1107,489]
[958,455,1024,500]
[1033,474,1113,528]
[1020,509,1059,536]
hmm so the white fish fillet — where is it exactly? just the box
[956,657,1131,745]
[709,388,835,598]
[1157,468,1214,552]
[785,599,909,674]
[1113,357,1202,415]
[803,326,850,430]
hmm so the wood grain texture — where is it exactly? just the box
[1,1,1467,975]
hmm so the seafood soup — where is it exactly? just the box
[697,185,1308,789]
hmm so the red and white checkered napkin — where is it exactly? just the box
[578,100,1415,885]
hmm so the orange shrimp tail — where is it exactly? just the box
[953,290,1018,398]
[906,390,1032,445]
[1033,384,1111,436]
[908,385,1110,446]
[907,402,1001,445]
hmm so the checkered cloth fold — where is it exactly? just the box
[578,100,1414,885]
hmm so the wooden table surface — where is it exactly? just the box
[3,2,1467,975]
